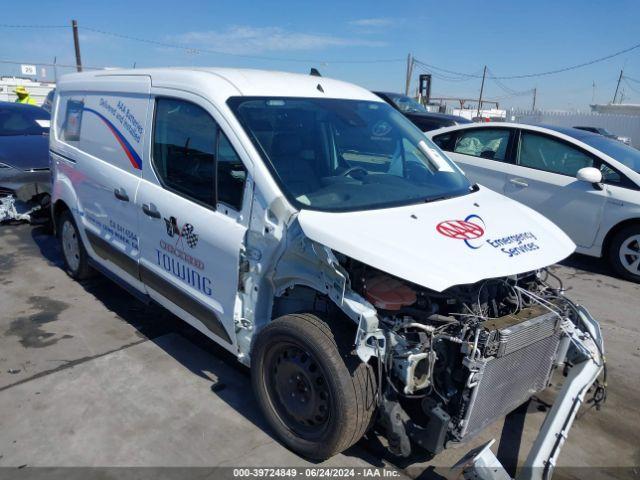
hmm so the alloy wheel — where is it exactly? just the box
[619,234,640,276]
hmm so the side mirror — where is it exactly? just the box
[576,167,603,190]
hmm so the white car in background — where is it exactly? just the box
[428,123,640,281]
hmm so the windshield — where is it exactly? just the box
[579,134,640,174]
[389,94,428,113]
[228,97,472,212]
[0,107,50,136]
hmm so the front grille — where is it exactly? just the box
[458,330,560,439]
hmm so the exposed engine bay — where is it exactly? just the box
[336,255,605,458]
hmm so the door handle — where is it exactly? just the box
[114,187,129,202]
[509,178,529,188]
[142,202,161,218]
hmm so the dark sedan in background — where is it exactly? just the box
[374,91,471,132]
[573,125,631,146]
[0,101,51,200]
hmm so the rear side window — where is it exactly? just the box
[453,128,511,161]
[152,98,247,211]
[517,131,594,176]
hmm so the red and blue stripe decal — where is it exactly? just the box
[83,107,142,170]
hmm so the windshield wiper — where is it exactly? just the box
[422,184,478,204]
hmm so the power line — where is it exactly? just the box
[487,68,534,97]
[0,24,69,29]
[413,63,476,83]
[413,60,482,79]
[0,23,404,64]
[623,78,640,96]
[0,58,104,70]
[414,39,640,79]
[82,26,405,64]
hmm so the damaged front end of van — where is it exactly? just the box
[228,95,605,480]
[236,187,605,480]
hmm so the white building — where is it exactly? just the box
[453,108,507,122]
[590,103,640,115]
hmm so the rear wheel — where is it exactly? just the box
[608,225,640,282]
[251,313,377,460]
[58,210,92,280]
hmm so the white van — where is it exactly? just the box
[50,68,604,478]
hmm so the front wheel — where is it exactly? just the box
[608,225,640,282]
[251,313,377,460]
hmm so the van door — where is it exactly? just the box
[54,77,150,292]
[137,94,251,350]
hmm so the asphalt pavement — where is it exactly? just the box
[0,223,638,479]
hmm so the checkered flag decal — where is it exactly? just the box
[165,216,180,237]
[181,223,199,248]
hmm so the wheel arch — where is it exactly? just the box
[52,199,71,235]
[602,217,640,257]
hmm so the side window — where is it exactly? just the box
[153,98,217,206]
[153,98,247,211]
[600,163,621,184]
[432,132,454,151]
[217,131,247,210]
[63,99,84,141]
[517,132,594,176]
[453,129,511,161]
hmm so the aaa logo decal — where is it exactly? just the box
[436,214,486,249]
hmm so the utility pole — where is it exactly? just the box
[531,87,537,112]
[591,81,596,103]
[404,53,413,95]
[72,19,83,72]
[612,69,623,104]
[476,65,487,118]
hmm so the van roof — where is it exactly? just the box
[57,67,382,103]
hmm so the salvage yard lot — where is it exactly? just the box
[0,223,639,477]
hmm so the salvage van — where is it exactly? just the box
[50,68,605,479]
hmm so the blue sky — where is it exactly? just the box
[1,0,639,110]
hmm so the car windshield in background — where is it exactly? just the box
[579,134,640,174]
[0,107,50,136]
[389,94,429,113]
[228,97,472,212]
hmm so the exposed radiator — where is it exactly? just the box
[457,313,561,440]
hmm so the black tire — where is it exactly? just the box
[251,313,377,460]
[58,209,92,280]
[608,225,640,283]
